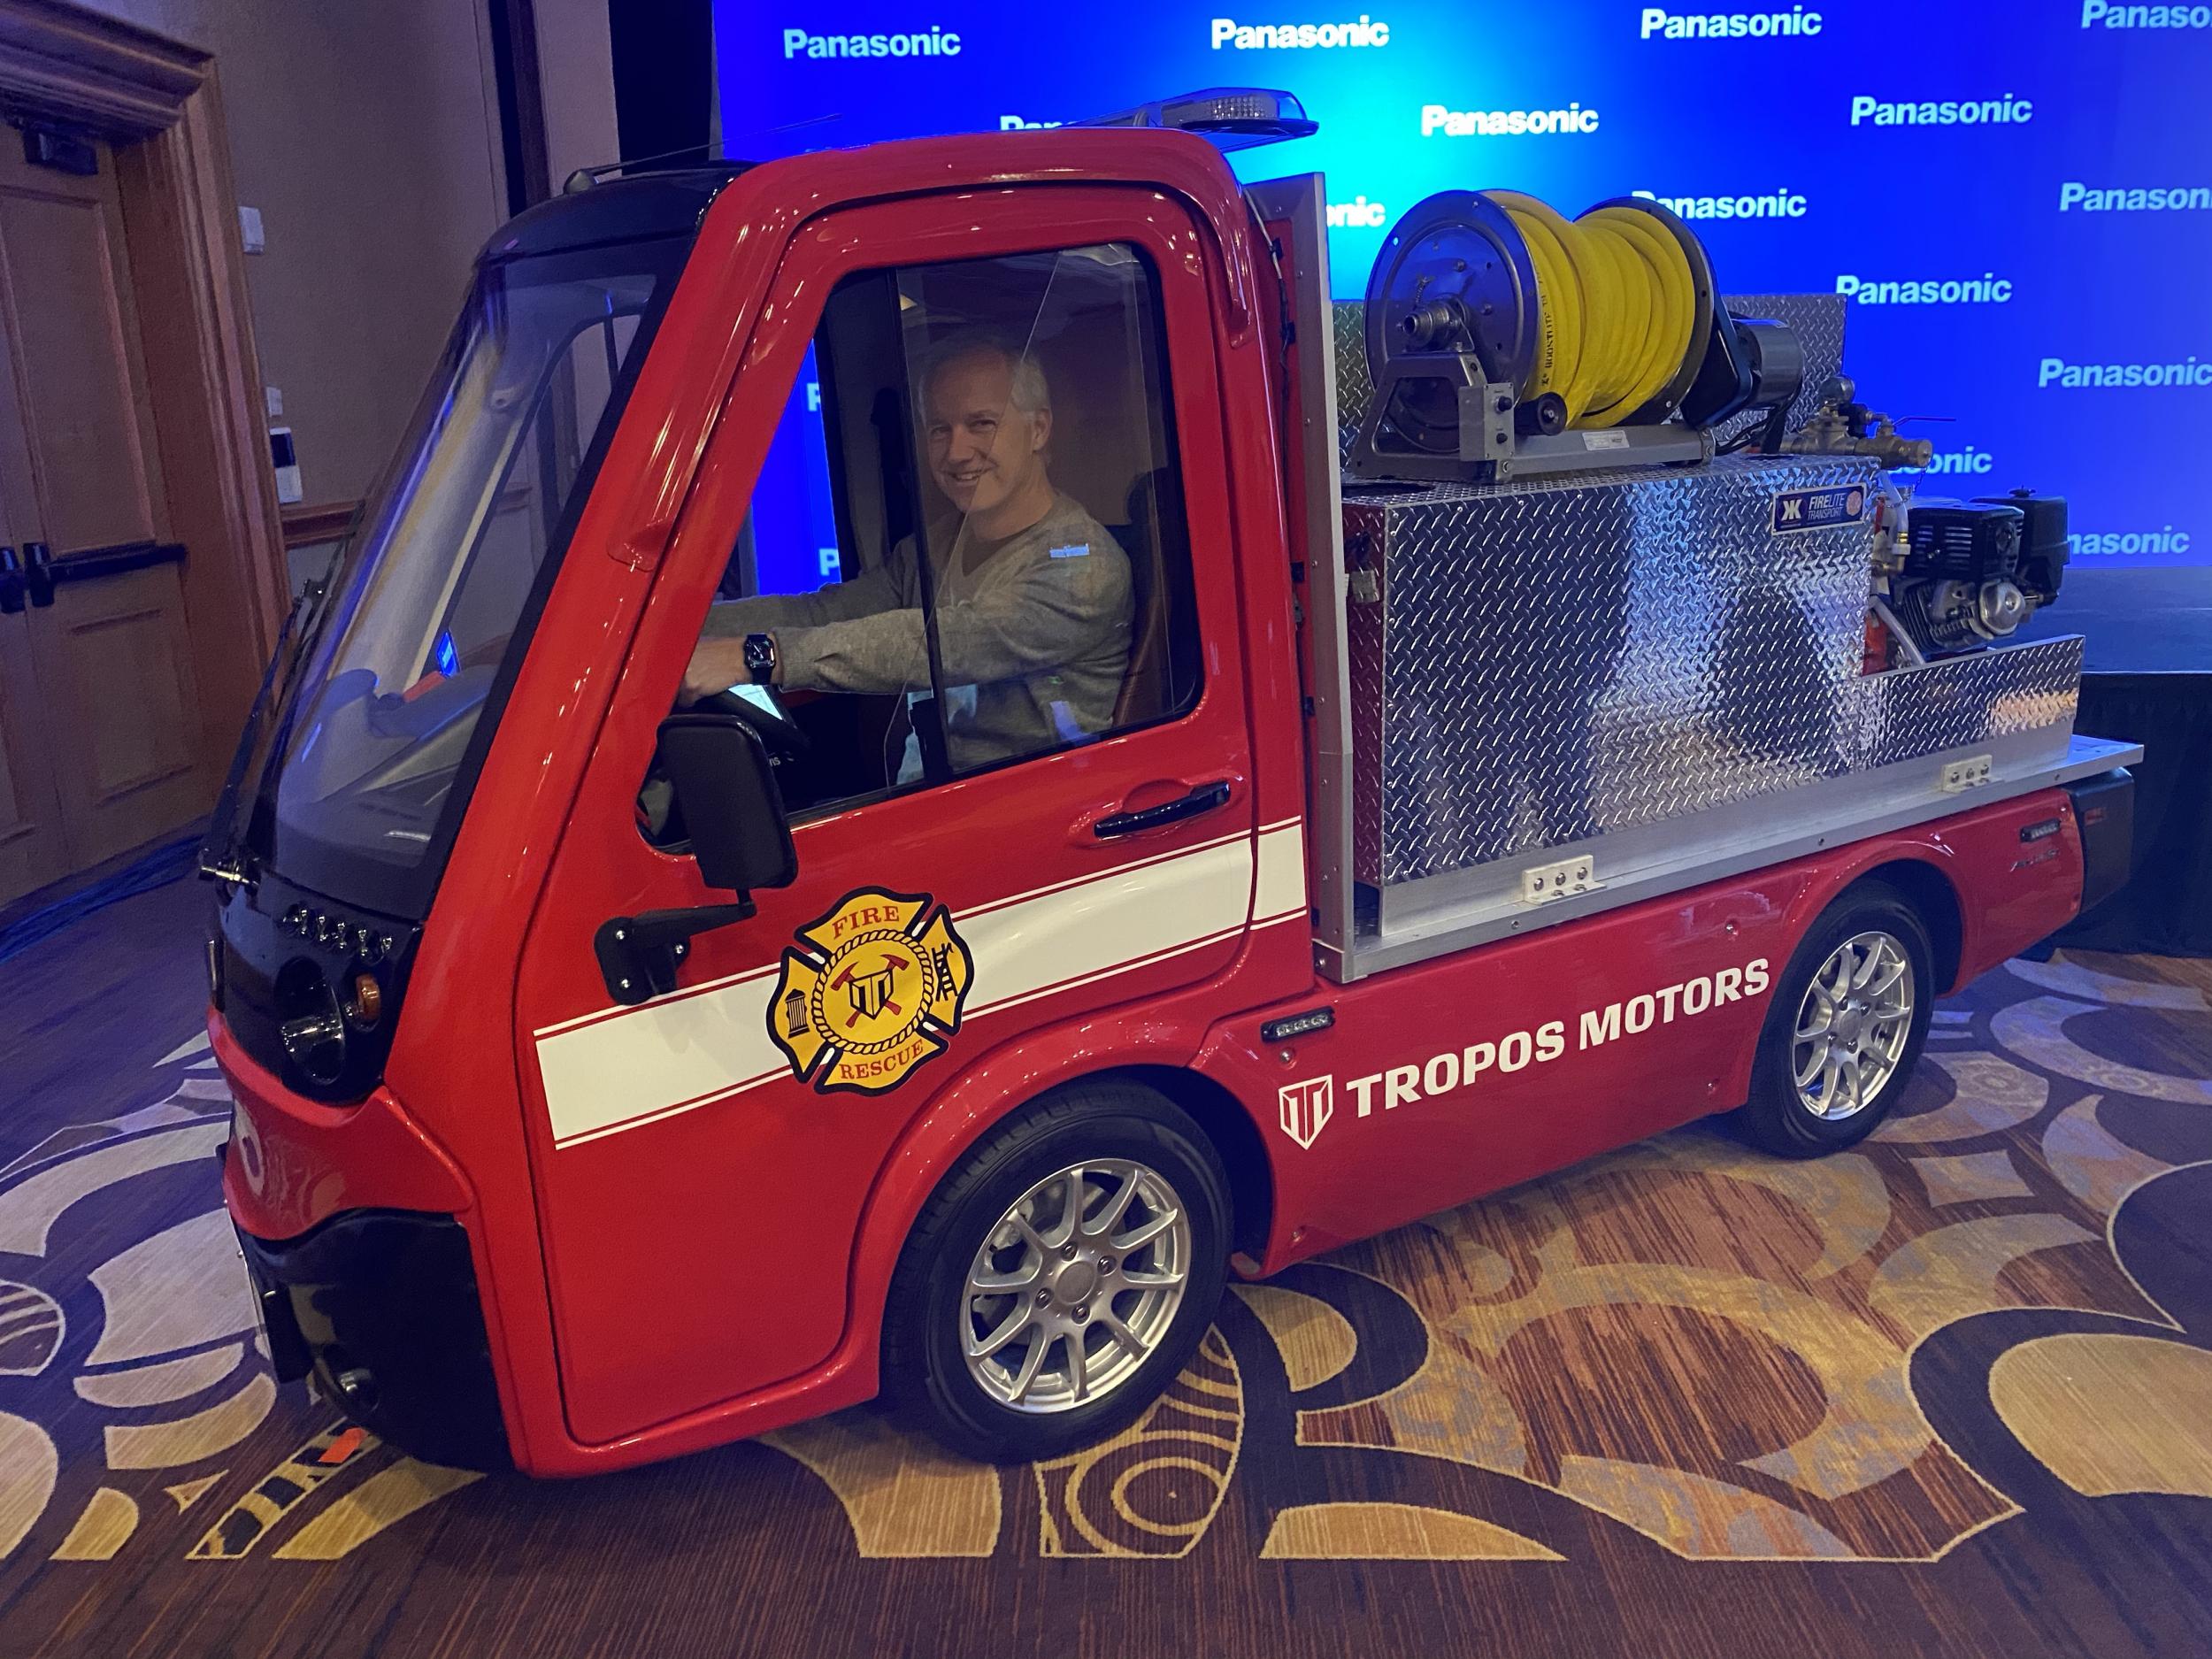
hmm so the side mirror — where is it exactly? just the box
[657,712,798,892]
[594,715,798,1005]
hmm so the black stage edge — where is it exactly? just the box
[2021,567,2212,956]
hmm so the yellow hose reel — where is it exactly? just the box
[1357,188,1779,474]
[1485,192,1701,431]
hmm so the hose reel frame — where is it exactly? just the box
[1351,188,1751,484]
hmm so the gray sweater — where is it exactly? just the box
[705,493,1133,772]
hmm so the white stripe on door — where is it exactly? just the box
[536,820,1306,1148]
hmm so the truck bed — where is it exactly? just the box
[1243,173,2140,985]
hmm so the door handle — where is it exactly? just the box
[22,542,51,608]
[1093,780,1233,840]
[0,548,20,615]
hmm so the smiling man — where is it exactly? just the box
[687,334,1133,780]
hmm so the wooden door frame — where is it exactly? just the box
[0,1,287,780]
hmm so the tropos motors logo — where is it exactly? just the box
[1272,957,1770,1148]
[1279,1076,1334,1148]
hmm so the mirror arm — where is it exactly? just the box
[594,899,756,1006]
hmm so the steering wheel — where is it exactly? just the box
[696,685,811,759]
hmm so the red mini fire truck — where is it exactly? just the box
[204,90,2137,1472]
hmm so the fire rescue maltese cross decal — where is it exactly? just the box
[768,887,973,1095]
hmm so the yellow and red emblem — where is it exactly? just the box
[767,887,974,1095]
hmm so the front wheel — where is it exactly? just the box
[883,1082,1231,1463]
[1735,879,1936,1157]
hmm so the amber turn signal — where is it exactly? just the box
[345,973,383,1029]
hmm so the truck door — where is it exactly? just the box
[514,188,1268,1444]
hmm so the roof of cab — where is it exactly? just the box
[475,164,751,265]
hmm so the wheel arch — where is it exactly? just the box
[1850,856,1964,993]
[841,999,1244,1375]
[860,1057,1271,1344]
[1115,1064,1273,1263]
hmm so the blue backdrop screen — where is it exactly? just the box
[714,1,2211,595]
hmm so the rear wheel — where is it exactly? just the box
[1736,879,1935,1157]
[883,1081,1231,1462]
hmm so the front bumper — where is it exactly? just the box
[238,1209,512,1471]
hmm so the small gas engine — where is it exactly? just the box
[1873,486,2069,663]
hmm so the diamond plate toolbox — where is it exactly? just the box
[1344,454,2081,887]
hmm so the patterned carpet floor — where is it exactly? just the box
[0,877,2208,1657]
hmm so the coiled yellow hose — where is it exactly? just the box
[1486,192,1701,429]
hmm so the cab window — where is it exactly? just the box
[689,242,1201,818]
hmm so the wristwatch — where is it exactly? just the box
[742,632,778,685]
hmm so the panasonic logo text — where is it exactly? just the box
[781,26,960,58]
[1849,93,2032,127]
[2081,1,2212,25]
[1423,103,1600,136]
[2060,181,2211,211]
[1640,6,1821,37]
[1837,273,2013,304]
[2039,357,2212,388]
[2070,526,2193,556]
[1212,13,1389,48]
[1893,445,1996,476]
[1634,188,1806,219]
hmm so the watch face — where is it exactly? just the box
[744,634,774,680]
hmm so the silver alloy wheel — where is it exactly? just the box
[960,1158,1192,1415]
[1792,929,1916,1120]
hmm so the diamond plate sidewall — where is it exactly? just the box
[1347,501,1389,886]
[1852,635,2083,769]
[1334,301,1371,467]
[1349,457,1877,886]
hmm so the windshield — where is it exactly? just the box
[255,235,687,917]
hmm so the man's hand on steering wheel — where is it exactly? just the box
[682,636,755,705]
[680,635,810,759]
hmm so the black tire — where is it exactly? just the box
[1735,879,1936,1158]
[881,1079,1231,1463]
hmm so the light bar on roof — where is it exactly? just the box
[1071,88,1317,151]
